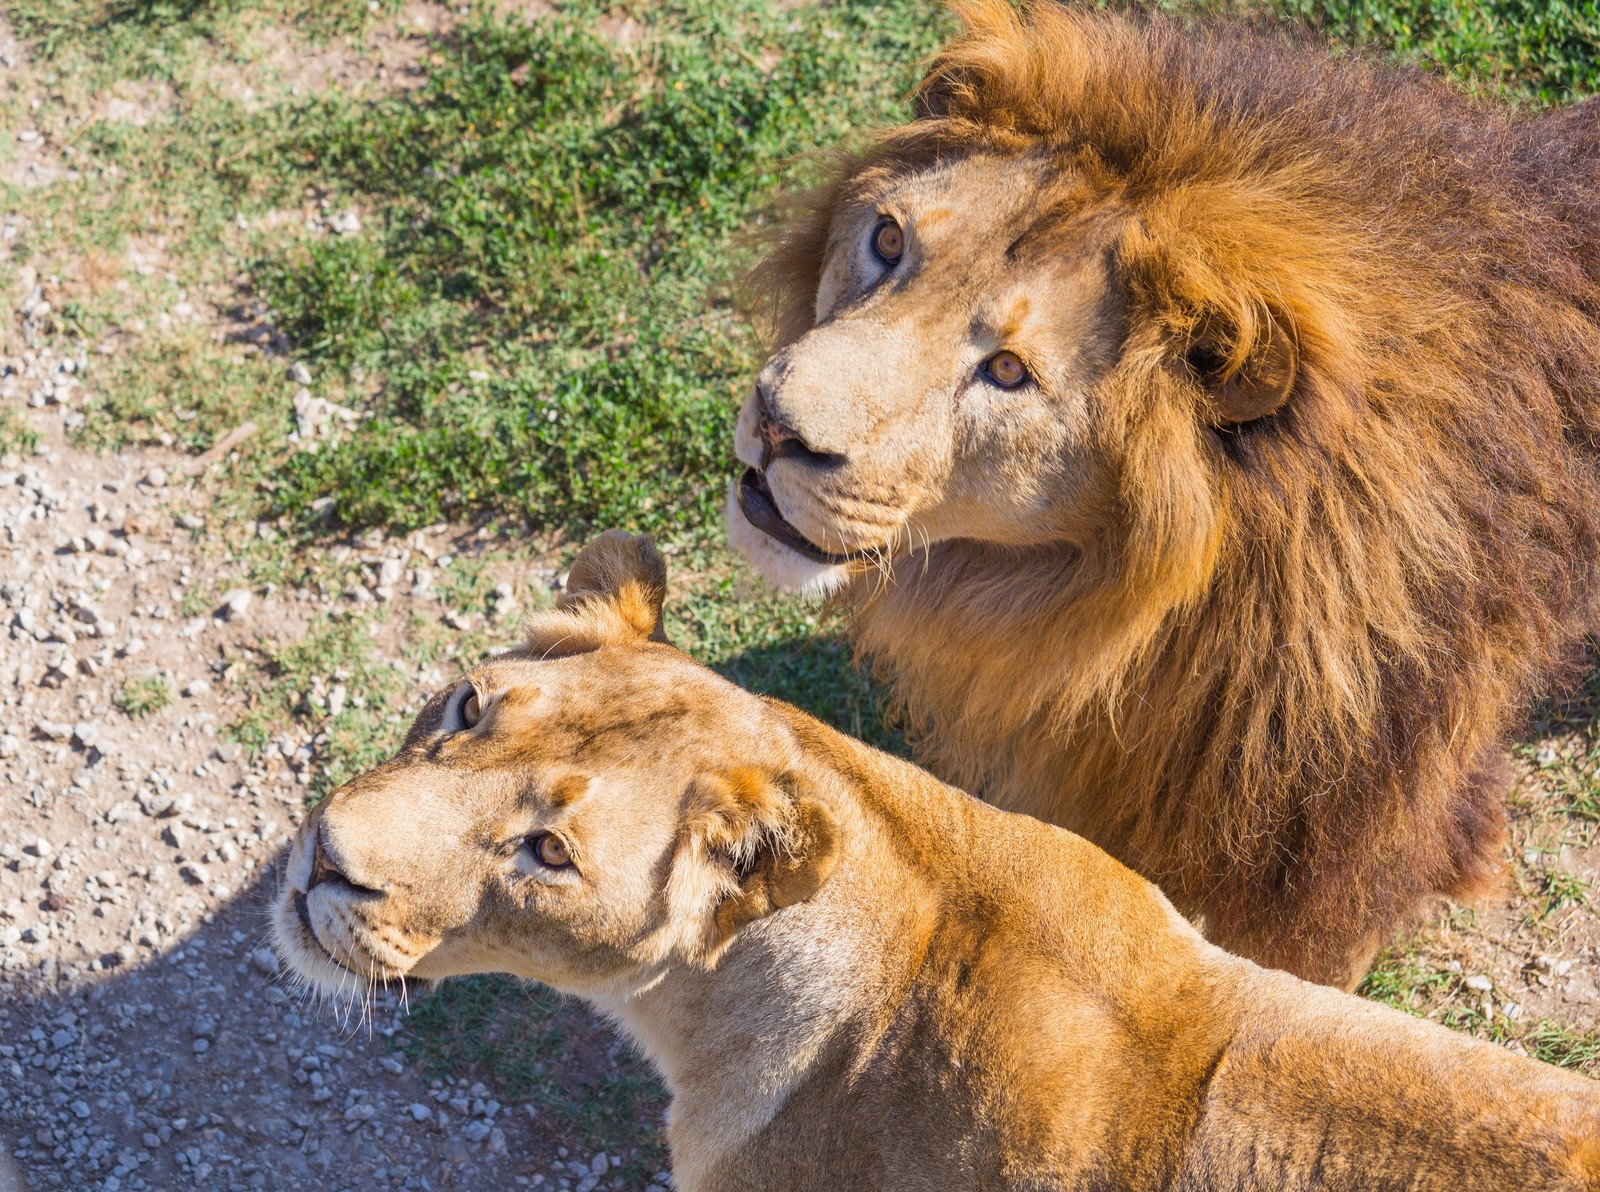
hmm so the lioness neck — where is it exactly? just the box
[595,718,961,1189]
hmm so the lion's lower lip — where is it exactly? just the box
[736,468,870,566]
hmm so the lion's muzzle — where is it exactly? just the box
[735,468,870,565]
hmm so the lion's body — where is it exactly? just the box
[732,3,1600,985]
[272,533,1600,1190]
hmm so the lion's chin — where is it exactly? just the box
[726,483,852,597]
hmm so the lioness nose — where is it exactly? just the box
[307,826,352,891]
[756,382,841,470]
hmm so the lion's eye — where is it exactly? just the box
[983,351,1030,390]
[461,692,482,728]
[871,217,904,266]
[531,832,572,869]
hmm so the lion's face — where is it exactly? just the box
[730,152,1133,594]
[729,128,1301,598]
[271,533,839,1001]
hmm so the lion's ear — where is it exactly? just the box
[711,793,839,944]
[674,769,841,969]
[555,530,668,644]
[1187,308,1298,426]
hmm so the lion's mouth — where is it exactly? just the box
[292,887,375,981]
[736,468,871,566]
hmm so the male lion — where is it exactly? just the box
[271,532,1600,1191]
[727,1,1600,986]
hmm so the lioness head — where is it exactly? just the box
[271,532,839,1001]
[728,1,1311,598]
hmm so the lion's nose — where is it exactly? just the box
[305,824,378,895]
[308,834,344,890]
[755,381,842,471]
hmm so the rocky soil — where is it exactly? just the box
[0,341,666,1191]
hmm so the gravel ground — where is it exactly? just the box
[0,339,666,1190]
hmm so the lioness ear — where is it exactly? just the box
[1187,309,1298,426]
[676,769,841,968]
[556,530,668,643]
[712,794,839,944]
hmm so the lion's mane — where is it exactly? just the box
[746,2,1600,983]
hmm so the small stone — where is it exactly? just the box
[143,467,167,488]
[24,836,52,857]
[192,1038,210,1055]
[184,678,211,697]
[248,948,279,977]
[49,1027,77,1050]
[217,589,252,621]
[179,861,209,886]
[590,1152,609,1176]
[21,924,49,944]
[70,1099,90,1119]
[408,1103,431,1122]
[331,211,362,236]
[1463,973,1493,993]
[287,362,313,386]
[462,1119,492,1143]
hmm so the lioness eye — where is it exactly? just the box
[531,832,572,868]
[461,692,482,728]
[984,350,1030,390]
[871,217,904,266]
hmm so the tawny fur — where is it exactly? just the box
[271,532,1600,1191]
[736,1,1600,986]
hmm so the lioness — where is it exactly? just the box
[273,532,1600,1191]
[728,0,1600,986]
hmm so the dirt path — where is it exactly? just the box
[0,352,662,1190]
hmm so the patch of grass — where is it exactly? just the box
[251,0,953,537]
[1533,868,1592,922]
[1278,0,1600,105]
[0,409,41,457]
[668,545,906,756]
[399,974,667,1181]
[1520,1019,1600,1072]
[114,674,172,718]
[7,0,393,80]
[228,610,410,798]
[1356,944,1457,1011]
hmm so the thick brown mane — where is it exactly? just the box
[745,1,1600,984]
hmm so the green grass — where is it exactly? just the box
[113,674,172,718]
[1360,943,1600,1075]
[245,0,950,536]
[227,610,411,798]
[1280,0,1600,104]
[1534,868,1593,922]
[398,974,668,1181]
[0,408,41,457]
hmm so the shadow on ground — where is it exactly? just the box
[1,855,666,1191]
